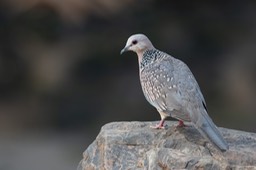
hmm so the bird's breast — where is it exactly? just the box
[140,67,170,105]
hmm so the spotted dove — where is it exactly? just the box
[120,33,229,151]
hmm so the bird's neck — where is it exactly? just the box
[137,51,144,64]
[138,49,159,69]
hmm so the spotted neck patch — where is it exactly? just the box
[140,49,161,69]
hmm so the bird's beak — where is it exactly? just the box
[120,46,129,55]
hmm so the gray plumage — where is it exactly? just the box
[121,34,229,152]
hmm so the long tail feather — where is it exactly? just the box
[195,110,229,152]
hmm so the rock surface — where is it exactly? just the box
[78,121,256,170]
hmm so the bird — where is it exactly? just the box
[120,33,229,152]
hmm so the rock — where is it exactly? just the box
[78,121,256,170]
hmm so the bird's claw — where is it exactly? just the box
[150,124,166,129]
[176,120,186,128]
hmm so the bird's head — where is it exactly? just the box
[120,34,154,56]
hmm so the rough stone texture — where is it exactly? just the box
[78,121,256,170]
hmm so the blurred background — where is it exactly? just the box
[0,0,255,169]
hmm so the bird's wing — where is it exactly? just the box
[160,53,206,121]
[172,56,206,106]
[146,53,228,151]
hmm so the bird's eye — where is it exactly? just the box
[132,40,138,45]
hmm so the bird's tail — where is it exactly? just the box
[195,110,229,152]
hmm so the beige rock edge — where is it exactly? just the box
[78,121,256,170]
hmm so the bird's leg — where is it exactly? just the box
[150,119,165,129]
[176,120,186,127]
[150,111,168,129]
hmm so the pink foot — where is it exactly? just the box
[176,120,186,127]
[150,120,165,129]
